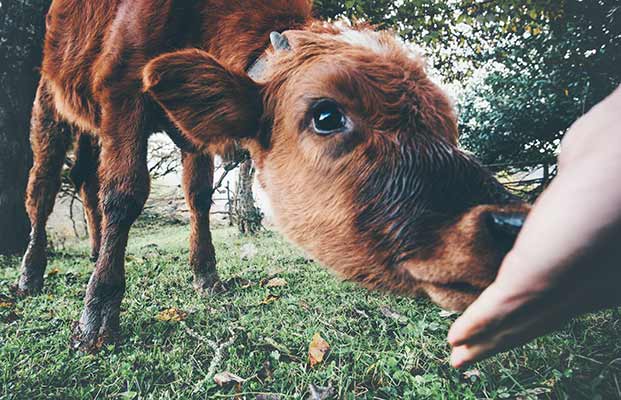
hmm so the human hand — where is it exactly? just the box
[447,86,621,368]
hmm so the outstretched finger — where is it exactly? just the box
[447,283,514,347]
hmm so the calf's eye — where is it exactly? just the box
[312,100,347,135]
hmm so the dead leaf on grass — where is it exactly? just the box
[260,294,280,305]
[308,384,335,400]
[463,368,481,380]
[0,301,14,309]
[379,306,407,323]
[263,277,288,288]
[308,333,330,368]
[213,371,245,386]
[156,307,188,322]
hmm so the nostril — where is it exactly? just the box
[486,212,526,244]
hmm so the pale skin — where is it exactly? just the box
[448,85,621,368]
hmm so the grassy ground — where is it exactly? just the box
[1,217,620,399]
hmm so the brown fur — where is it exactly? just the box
[70,132,101,260]
[18,0,527,351]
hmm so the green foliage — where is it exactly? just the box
[1,220,620,399]
[459,0,621,168]
[314,0,563,80]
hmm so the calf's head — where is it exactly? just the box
[143,26,529,311]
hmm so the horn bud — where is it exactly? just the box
[270,31,291,51]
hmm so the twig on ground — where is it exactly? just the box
[182,322,237,391]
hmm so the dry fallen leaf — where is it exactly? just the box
[308,384,335,400]
[308,333,330,368]
[463,369,481,380]
[261,294,280,305]
[379,306,407,323]
[264,277,288,288]
[0,301,14,309]
[213,371,245,386]
[155,307,188,322]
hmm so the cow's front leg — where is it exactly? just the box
[72,120,150,352]
[17,81,73,295]
[181,151,222,294]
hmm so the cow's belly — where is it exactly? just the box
[47,79,101,133]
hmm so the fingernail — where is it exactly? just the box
[447,322,464,346]
[450,346,470,368]
[447,329,458,345]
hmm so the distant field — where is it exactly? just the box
[1,218,620,399]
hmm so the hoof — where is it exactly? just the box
[193,273,226,295]
[17,244,47,297]
[71,300,122,353]
[89,252,100,263]
[12,279,44,298]
[71,321,119,353]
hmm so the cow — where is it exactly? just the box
[15,0,529,351]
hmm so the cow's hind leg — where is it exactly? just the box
[70,133,102,261]
[17,81,72,295]
[72,106,150,352]
[181,151,222,294]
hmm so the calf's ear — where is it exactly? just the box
[143,49,262,146]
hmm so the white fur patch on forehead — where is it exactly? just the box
[330,23,423,62]
[336,29,392,54]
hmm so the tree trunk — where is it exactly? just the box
[235,158,262,235]
[0,106,32,255]
[0,0,50,254]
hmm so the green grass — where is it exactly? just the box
[1,218,620,399]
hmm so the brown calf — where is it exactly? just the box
[17,0,528,351]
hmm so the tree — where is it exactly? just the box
[234,156,263,235]
[0,0,51,255]
[459,0,621,168]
